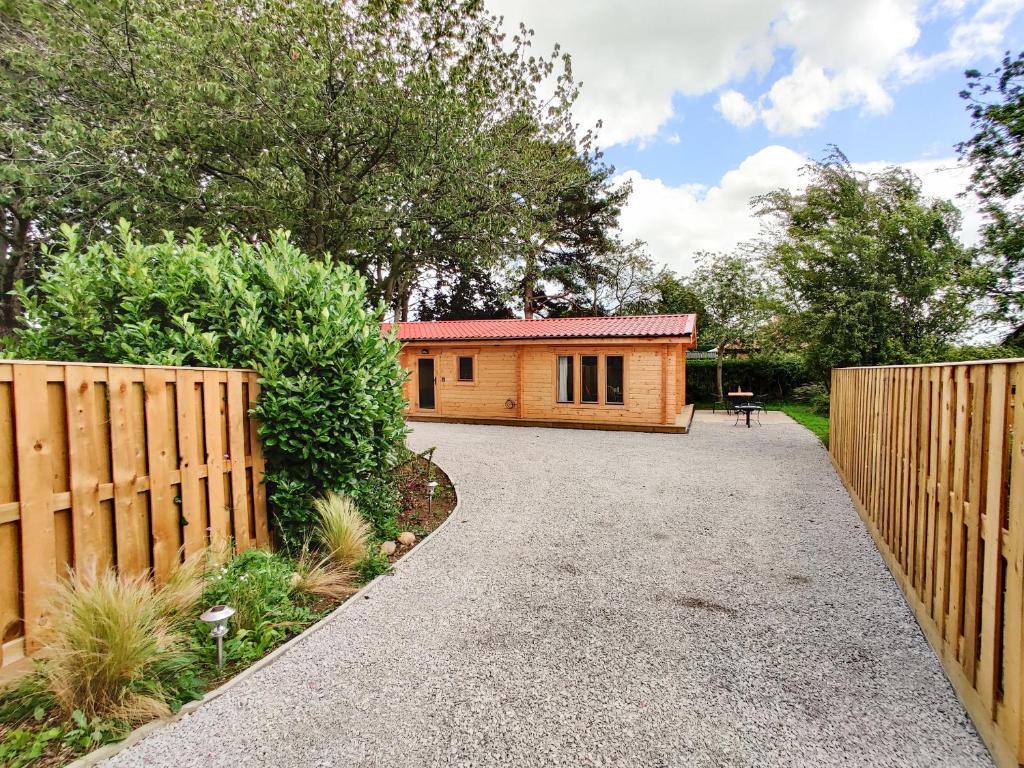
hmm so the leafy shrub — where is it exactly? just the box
[352,473,401,542]
[197,549,317,668]
[314,492,371,569]
[792,382,831,416]
[4,223,408,546]
[686,354,814,402]
[39,565,201,722]
[354,548,391,583]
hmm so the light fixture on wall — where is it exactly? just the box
[420,348,429,355]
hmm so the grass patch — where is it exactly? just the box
[777,403,830,447]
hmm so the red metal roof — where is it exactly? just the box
[382,314,697,342]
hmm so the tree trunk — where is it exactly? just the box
[0,207,29,335]
[715,342,726,402]
[399,284,411,322]
[523,279,535,320]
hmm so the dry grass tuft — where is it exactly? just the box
[291,552,356,602]
[40,562,202,722]
[314,492,371,568]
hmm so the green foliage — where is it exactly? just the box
[354,549,392,583]
[919,342,1024,363]
[621,269,707,320]
[959,53,1024,336]
[755,149,979,380]
[351,477,401,543]
[0,724,64,767]
[686,355,812,403]
[791,383,831,416]
[1,0,601,323]
[4,224,407,545]
[197,549,317,668]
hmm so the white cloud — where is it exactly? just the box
[615,147,981,276]
[486,0,1023,144]
[716,90,758,128]
[615,146,806,274]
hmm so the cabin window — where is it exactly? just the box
[606,355,624,404]
[556,355,574,403]
[581,355,599,403]
[457,355,474,382]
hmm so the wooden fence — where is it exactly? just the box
[830,359,1024,768]
[0,361,268,671]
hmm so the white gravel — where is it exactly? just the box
[104,415,993,767]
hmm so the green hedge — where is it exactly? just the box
[686,354,813,403]
[4,223,407,547]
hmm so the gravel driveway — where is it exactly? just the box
[105,415,992,767]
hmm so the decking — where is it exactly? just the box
[406,402,694,433]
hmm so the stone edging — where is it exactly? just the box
[70,468,462,768]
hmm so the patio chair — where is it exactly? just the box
[712,397,735,414]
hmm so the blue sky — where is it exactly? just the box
[490,0,1024,275]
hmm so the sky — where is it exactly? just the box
[487,0,1024,277]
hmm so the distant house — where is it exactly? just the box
[382,315,697,433]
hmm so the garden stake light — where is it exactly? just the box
[200,604,236,669]
[427,480,438,517]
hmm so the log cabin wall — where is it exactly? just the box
[399,338,690,430]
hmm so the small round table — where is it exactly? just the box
[734,403,760,428]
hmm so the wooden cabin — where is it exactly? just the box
[383,315,697,433]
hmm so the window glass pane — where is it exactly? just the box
[557,355,573,402]
[581,355,598,403]
[606,355,624,404]
[458,356,474,381]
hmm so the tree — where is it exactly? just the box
[959,52,1024,337]
[510,148,631,318]
[683,252,770,400]
[620,268,707,320]
[755,149,977,380]
[415,259,514,320]
[0,0,599,325]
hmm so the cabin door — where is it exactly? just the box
[417,357,436,410]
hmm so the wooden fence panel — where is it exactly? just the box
[831,359,1024,768]
[0,361,269,672]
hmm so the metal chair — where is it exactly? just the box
[712,397,735,414]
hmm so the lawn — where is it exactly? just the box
[777,403,830,447]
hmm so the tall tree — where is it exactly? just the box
[0,0,599,325]
[510,148,631,318]
[755,149,977,380]
[959,52,1024,338]
[620,269,707,320]
[684,252,770,400]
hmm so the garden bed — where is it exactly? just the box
[0,452,457,768]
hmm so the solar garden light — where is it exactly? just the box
[427,480,438,516]
[200,604,236,670]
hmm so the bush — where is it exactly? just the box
[198,549,317,668]
[686,353,814,403]
[792,383,830,416]
[313,492,371,570]
[4,223,408,546]
[39,564,202,722]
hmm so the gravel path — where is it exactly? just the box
[105,415,992,767]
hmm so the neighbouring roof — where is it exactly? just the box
[382,314,697,342]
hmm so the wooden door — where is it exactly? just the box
[417,358,436,410]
